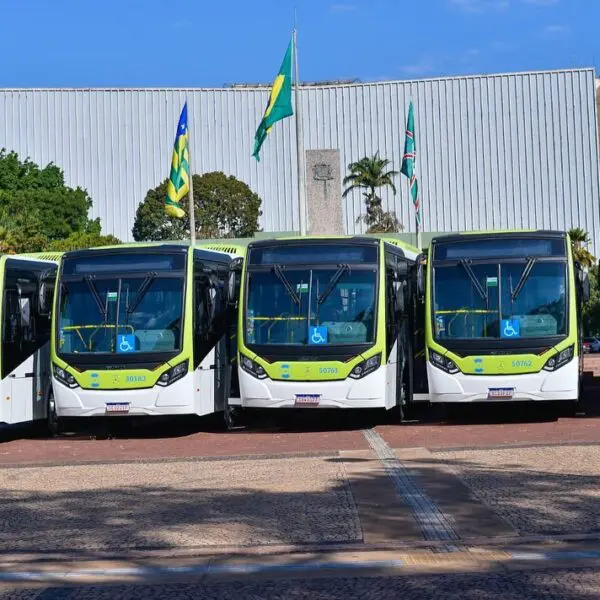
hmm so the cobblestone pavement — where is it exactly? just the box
[0,457,361,552]
[433,445,600,536]
[3,566,600,599]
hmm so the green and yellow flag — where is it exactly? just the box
[165,102,190,218]
[252,38,294,161]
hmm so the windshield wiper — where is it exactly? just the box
[318,264,350,305]
[273,265,300,305]
[459,259,487,302]
[126,272,157,317]
[511,257,537,301]
[84,276,107,318]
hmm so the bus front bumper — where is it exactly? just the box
[52,374,195,417]
[426,359,579,403]
[238,367,388,409]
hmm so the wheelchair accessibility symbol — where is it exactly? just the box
[117,334,136,353]
[309,326,328,345]
[501,319,520,339]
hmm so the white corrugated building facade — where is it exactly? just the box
[0,68,598,248]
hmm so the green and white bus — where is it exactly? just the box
[424,230,588,407]
[0,253,62,427]
[212,236,422,418]
[49,243,234,430]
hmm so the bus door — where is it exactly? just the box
[0,260,53,424]
[193,260,229,416]
[411,256,428,397]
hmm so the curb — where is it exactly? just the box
[2,547,600,584]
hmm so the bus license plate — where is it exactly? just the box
[105,403,130,414]
[487,388,514,399]
[295,394,321,407]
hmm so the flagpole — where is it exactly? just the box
[187,98,196,245]
[293,26,307,236]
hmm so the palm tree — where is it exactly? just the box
[342,153,403,233]
[568,227,596,268]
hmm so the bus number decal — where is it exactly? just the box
[319,367,338,375]
[512,360,532,368]
[126,375,146,383]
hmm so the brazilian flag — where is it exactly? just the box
[252,38,294,161]
[165,102,190,218]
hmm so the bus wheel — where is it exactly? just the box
[47,391,62,436]
[398,364,414,424]
[224,406,244,430]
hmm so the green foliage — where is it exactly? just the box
[46,231,121,252]
[342,153,402,233]
[568,227,596,268]
[0,149,116,253]
[133,172,262,241]
[0,207,48,253]
[565,228,599,335]
[583,265,600,336]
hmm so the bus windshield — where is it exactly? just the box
[433,261,567,340]
[246,267,377,346]
[58,276,184,354]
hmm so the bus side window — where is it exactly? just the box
[2,265,39,379]
[385,252,398,359]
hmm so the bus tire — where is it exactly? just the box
[398,361,414,424]
[224,405,244,430]
[47,390,62,436]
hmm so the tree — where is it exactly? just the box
[342,153,403,233]
[0,207,48,253]
[583,265,600,336]
[0,150,98,241]
[0,149,118,253]
[47,230,121,252]
[133,172,262,241]
[569,227,596,268]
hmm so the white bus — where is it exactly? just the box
[49,243,235,431]
[423,231,588,409]
[0,253,61,429]
[208,235,422,421]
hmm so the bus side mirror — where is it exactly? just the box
[416,254,426,300]
[38,270,56,317]
[39,282,50,316]
[226,271,237,307]
[397,260,409,278]
[226,258,243,308]
[17,286,32,329]
[582,271,591,303]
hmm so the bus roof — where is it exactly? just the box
[249,234,419,251]
[431,230,567,245]
[17,251,64,262]
[61,243,233,265]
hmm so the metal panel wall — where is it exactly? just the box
[0,68,598,249]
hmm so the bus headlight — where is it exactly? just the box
[240,355,268,379]
[349,354,382,379]
[430,350,460,374]
[543,345,575,371]
[53,364,79,388]
[157,360,188,386]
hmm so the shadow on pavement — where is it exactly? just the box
[0,453,598,556]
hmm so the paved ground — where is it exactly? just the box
[0,357,599,597]
[435,445,600,536]
[3,564,600,599]
[0,456,362,552]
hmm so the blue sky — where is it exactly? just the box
[0,0,597,87]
